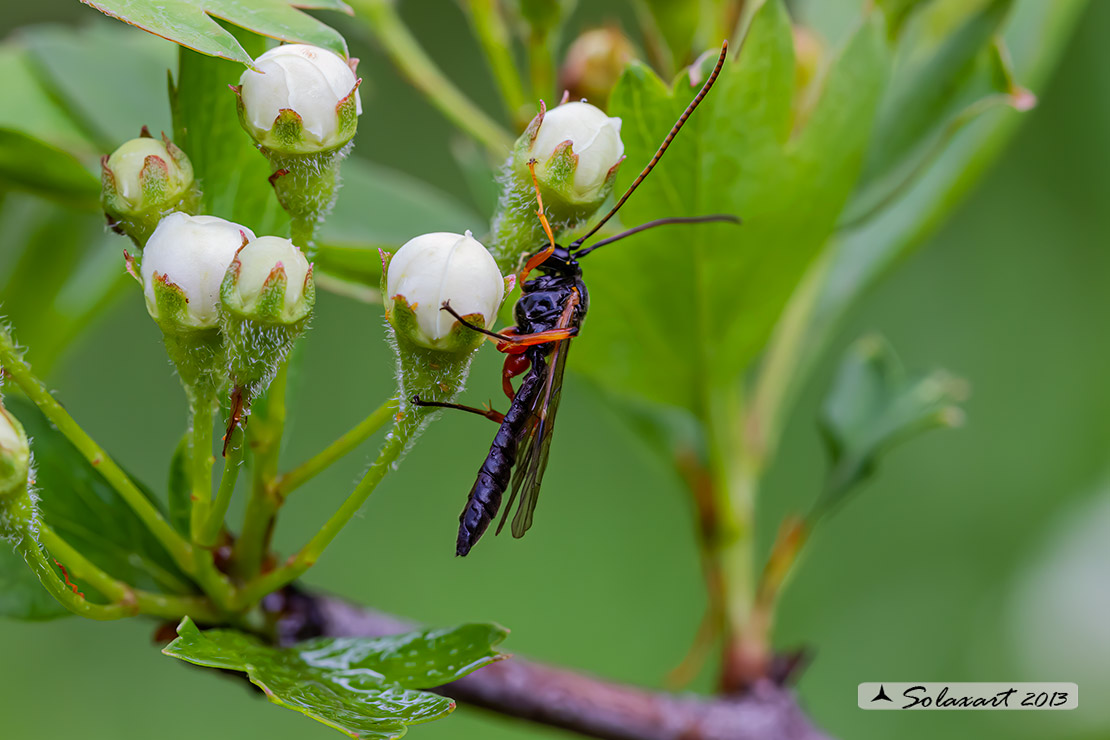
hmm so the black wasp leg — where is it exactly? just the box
[411,395,505,423]
[441,301,514,342]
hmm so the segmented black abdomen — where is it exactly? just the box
[456,366,546,556]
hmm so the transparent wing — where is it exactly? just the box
[506,337,570,539]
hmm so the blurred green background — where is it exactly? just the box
[2,1,1109,739]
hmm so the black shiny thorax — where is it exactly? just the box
[514,243,589,336]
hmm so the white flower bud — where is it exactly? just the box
[384,232,505,352]
[238,44,362,152]
[527,101,624,203]
[101,130,199,247]
[141,213,256,329]
[224,236,313,323]
[0,401,30,499]
[104,136,193,209]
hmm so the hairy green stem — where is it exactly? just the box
[236,411,418,608]
[234,364,288,579]
[0,331,194,573]
[189,396,216,543]
[464,0,530,127]
[350,0,514,154]
[274,396,399,498]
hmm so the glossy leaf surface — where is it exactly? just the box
[164,617,508,738]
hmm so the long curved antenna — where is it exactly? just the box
[570,40,729,250]
[575,214,741,258]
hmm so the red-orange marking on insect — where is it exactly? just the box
[53,559,85,599]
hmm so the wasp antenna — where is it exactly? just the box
[571,40,729,250]
[575,214,740,258]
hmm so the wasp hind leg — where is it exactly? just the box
[411,395,505,423]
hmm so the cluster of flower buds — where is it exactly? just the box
[138,212,315,402]
[101,128,199,247]
[382,232,509,408]
[234,44,363,253]
[491,99,625,270]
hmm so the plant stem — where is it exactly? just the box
[236,411,417,609]
[349,0,515,154]
[189,395,216,543]
[527,28,557,101]
[274,397,398,498]
[234,364,288,579]
[0,331,194,573]
[38,525,223,622]
[199,425,245,548]
[464,0,531,128]
[8,527,128,620]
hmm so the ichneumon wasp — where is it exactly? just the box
[415,41,738,556]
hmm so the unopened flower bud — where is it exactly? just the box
[383,231,506,354]
[559,28,636,111]
[0,400,30,500]
[101,129,199,247]
[221,236,315,397]
[142,213,257,330]
[521,101,624,207]
[237,44,362,155]
[141,213,255,397]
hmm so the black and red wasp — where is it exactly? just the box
[415,41,738,556]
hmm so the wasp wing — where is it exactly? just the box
[496,336,571,539]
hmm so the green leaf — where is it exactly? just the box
[574,1,889,412]
[21,21,176,150]
[0,543,72,620]
[817,335,967,514]
[314,158,485,299]
[164,617,508,739]
[0,44,99,206]
[7,398,194,596]
[172,42,289,234]
[79,0,352,67]
[760,0,1087,443]
[841,0,1014,226]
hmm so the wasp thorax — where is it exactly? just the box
[101,131,198,246]
[0,400,30,500]
[519,100,624,208]
[237,44,362,154]
[141,213,257,331]
[383,231,506,353]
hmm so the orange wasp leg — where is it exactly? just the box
[518,159,558,286]
[441,302,578,349]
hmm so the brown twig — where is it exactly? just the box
[286,593,832,740]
